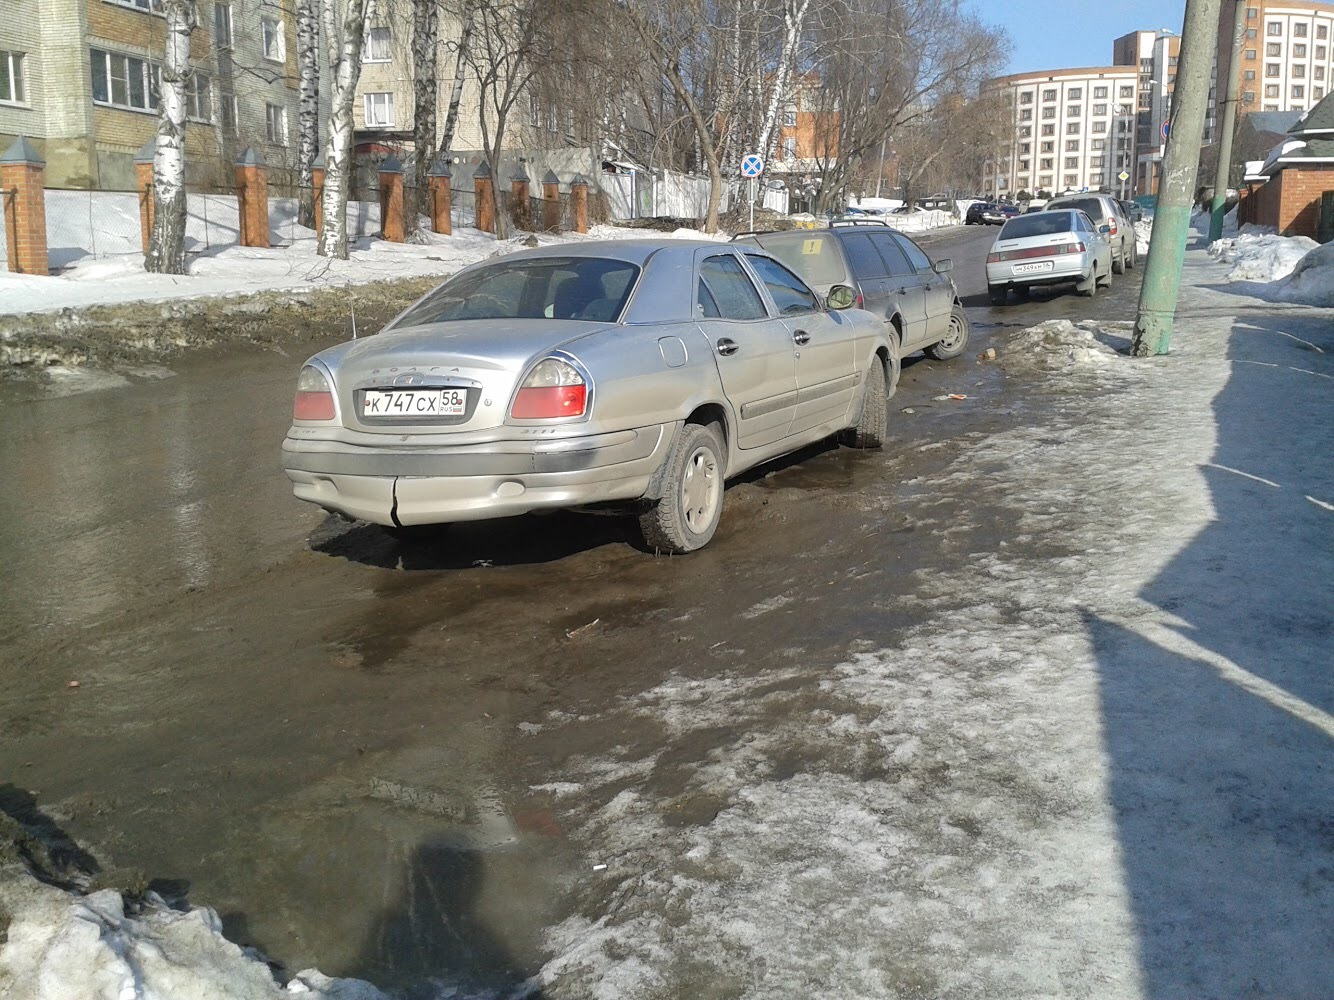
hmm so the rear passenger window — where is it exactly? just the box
[841,234,890,280]
[698,255,768,321]
[745,254,820,315]
[751,234,845,286]
[889,233,934,272]
[868,233,914,277]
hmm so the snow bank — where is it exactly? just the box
[0,867,386,1000]
[1260,241,1334,308]
[1208,229,1318,282]
[1134,217,1153,255]
[1001,319,1124,374]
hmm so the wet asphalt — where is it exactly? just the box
[0,224,1144,991]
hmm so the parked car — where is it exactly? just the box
[1040,193,1137,273]
[733,221,970,387]
[1119,198,1145,224]
[967,202,1020,225]
[984,209,1114,305]
[282,241,893,554]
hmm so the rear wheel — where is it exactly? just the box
[925,304,970,360]
[1126,241,1137,269]
[988,284,1007,306]
[841,358,887,449]
[1112,249,1125,275]
[639,423,725,554]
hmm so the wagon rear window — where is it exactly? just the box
[393,257,640,328]
[998,213,1078,239]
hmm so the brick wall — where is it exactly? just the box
[1277,166,1334,239]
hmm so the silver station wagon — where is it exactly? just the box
[282,240,893,553]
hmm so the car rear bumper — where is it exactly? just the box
[986,255,1089,287]
[282,423,675,524]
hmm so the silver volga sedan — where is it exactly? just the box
[282,240,893,553]
[984,209,1114,305]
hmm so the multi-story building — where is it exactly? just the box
[0,0,309,189]
[1112,29,1183,195]
[983,67,1139,198]
[1218,0,1334,118]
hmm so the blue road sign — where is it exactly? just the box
[1161,119,1171,141]
[740,154,764,178]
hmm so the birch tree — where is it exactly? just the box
[145,0,197,275]
[296,0,322,230]
[319,0,375,259]
[436,0,476,161]
[405,0,438,236]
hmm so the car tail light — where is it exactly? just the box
[1107,220,1118,235]
[293,365,335,421]
[511,358,587,419]
[987,242,1085,263]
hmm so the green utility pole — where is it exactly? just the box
[1131,0,1226,356]
[1209,0,1249,243]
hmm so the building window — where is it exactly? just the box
[1246,5,1257,17]
[1139,93,1151,108]
[363,91,393,126]
[1265,83,1280,97]
[1041,107,1054,119]
[1092,138,1105,150]
[1293,63,1306,78]
[1263,103,1279,110]
[0,49,25,104]
[1318,66,1326,81]
[1020,91,1033,104]
[1294,43,1306,57]
[1039,140,1052,152]
[105,0,165,11]
[1020,142,1031,154]
[1019,126,1032,137]
[186,72,211,120]
[782,108,796,127]
[1247,28,1257,39]
[1266,63,1281,77]
[1318,24,1328,39]
[1315,86,1324,99]
[1242,90,1255,103]
[1117,103,1133,114]
[220,92,237,134]
[1020,108,1032,121]
[1293,22,1307,37]
[1244,70,1255,80]
[1093,121,1107,133]
[1067,104,1081,117]
[1066,122,1079,135]
[1292,84,1305,98]
[1043,88,1056,101]
[1266,21,1281,35]
[1065,139,1079,151]
[1040,157,1053,169]
[1317,45,1327,59]
[1039,175,1052,188]
[1019,159,1029,171]
[1094,86,1108,99]
[1119,85,1133,98]
[1064,174,1077,187]
[1267,42,1282,56]
[1041,124,1055,136]
[782,136,796,160]
[266,103,287,144]
[90,48,157,111]
[1091,156,1105,168]
[1068,87,1082,99]
[1245,48,1257,59]
[261,17,285,62]
[1093,103,1107,115]
[214,3,232,48]
[364,27,390,62]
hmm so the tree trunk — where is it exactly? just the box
[319,0,372,260]
[406,0,438,237]
[296,0,321,230]
[146,0,197,275]
[755,0,811,161]
[664,56,723,233]
[437,0,475,160]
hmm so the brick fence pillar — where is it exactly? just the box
[311,153,325,242]
[474,161,494,234]
[510,167,531,231]
[571,174,589,235]
[379,154,405,242]
[1,137,49,276]
[542,169,560,233]
[427,158,452,236]
[134,138,154,256]
[235,147,270,249]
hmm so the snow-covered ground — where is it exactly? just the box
[0,221,721,316]
[1206,225,1334,307]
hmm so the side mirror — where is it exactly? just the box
[933,258,954,274]
[827,284,857,310]
[1099,224,1112,234]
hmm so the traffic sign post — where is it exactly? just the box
[741,153,764,231]
[1161,119,1171,141]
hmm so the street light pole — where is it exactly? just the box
[1209,0,1248,242]
[1131,0,1223,356]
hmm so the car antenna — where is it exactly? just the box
[351,302,358,340]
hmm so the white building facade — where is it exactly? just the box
[1242,2,1334,114]
[984,67,1140,198]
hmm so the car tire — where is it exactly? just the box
[639,423,725,554]
[1112,250,1125,275]
[842,358,887,450]
[925,304,970,360]
[1126,241,1137,269]
[988,284,1007,306]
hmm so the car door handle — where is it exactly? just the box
[898,287,909,294]
[792,330,810,345]
[716,338,739,356]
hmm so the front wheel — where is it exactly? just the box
[841,358,887,449]
[926,304,971,360]
[639,423,725,554]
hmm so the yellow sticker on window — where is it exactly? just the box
[802,238,823,254]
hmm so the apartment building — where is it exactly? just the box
[983,67,1140,198]
[1111,29,1185,194]
[1218,0,1334,117]
[0,0,309,190]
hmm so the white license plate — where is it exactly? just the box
[362,389,468,416]
[1012,260,1054,274]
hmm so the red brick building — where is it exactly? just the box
[1238,90,1334,237]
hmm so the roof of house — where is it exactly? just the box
[1246,111,1302,137]
[1290,91,1334,136]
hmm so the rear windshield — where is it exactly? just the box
[1048,197,1107,221]
[392,257,639,327]
[998,213,1076,239]
[744,234,846,286]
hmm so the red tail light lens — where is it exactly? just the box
[511,358,587,419]
[293,365,335,421]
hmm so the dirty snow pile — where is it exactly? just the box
[1133,216,1153,255]
[1000,319,1124,374]
[0,867,386,1000]
[1207,226,1318,282]
[1260,240,1334,308]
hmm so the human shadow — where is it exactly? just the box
[0,784,100,889]
[1087,310,1334,998]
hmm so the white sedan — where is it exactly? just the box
[985,209,1114,305]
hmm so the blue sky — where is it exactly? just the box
[970,0,1188,74]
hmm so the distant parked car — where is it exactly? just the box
[965,201,995,225]
[1041,193,1137,273]
[734,221,971,379]
[1119,199,1145,224]
[985,209,1114,305]
[968,202,1019,225]
[282,240,894,553]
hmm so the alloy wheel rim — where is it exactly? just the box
[682,447,720,532]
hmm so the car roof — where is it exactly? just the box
[495,238,726,266]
